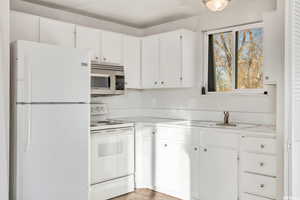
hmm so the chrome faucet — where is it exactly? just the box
[216,111,237,127]
[224,111,230,125]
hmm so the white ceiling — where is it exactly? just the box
[22,0,206,28]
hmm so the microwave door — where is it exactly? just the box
[91,74,115,95]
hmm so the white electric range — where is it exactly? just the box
[90,104,135,200]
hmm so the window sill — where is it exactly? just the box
[205,89,268,96]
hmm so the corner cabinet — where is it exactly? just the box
[141,35,160,89]
[40,18,76,47]
[141,29,196,89]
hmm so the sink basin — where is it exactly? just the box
[172,121,255,129]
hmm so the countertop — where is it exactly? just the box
[113,116,276,136]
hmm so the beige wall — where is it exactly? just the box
[0,0,10,199]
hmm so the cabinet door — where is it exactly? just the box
[263,11,282,84]
[123,35,141,89]
[101,31,123,65]
[159,31,182,88]
[135,125,155,189]
[181,30,196,87]
[76,26,100,62]
[199,147,238,200]
[190,145,201,200]
[10,11,40,42]
[155,140,191,199]
[141,35,160,89]
[40,18,75,47]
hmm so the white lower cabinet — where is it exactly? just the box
[199,146,238,200]
[135,124,277,200]
[155,140,192,199]
[240,136,277,200]
[241,173,276,199]
[135,124,156,189]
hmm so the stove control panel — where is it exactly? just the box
[91,104,108,115]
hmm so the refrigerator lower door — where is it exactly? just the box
[15,104,89,200]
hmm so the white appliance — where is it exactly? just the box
[10,41,90,200]
[90,104,134,200]
[91,64,125,96]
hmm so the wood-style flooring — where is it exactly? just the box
[111,189,181,200]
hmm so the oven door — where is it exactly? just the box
[90,128,134,184]
[91,73,114,95]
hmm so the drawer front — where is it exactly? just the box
[241,137,276,154]
[241,153,276,176]
[241,193,274,200]
[241,173,276,199]
[90,175,134,200]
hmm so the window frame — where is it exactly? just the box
[203,22,265,95]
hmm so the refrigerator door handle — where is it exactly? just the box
[25,106,31,152]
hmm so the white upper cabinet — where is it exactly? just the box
[263,11,283,85]
[181,30,196,87]
[141,29,196,89]
[159,31,182,88]
[40,18,75,47]
[141,35,160,89]
[100,31,123,65]
[123,35,141,89]
[10,11,40,42]
[76,25,101,63]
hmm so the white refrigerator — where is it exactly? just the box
[10,41,90,200]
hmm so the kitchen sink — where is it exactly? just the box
[172,121,256,129]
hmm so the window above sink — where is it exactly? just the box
[204,23,265,94]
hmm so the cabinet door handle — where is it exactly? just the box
[161,81,164,84]
[152,131,155,135]
[260,184,265,188]
[260,162,264,167]
[265,76,270,80]
[194,147,198,151]
[164,144,168,147]
[154,81,158,85]
[260,144,265,149]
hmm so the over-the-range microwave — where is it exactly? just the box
[91,63,125,96]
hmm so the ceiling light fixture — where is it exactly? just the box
[203,0,231,12]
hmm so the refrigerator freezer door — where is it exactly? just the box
[15,104,89,200]
[13,41,90,103]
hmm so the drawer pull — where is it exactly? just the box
[164,144,168,147]
[260,144,265,149]
[194,147,198,151]
[260,162,264,167]
[260,184,265,188]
